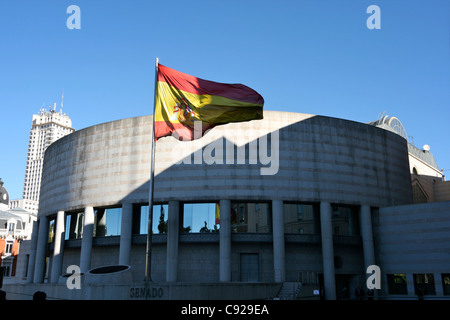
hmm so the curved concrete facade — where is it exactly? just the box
[39,111,411,217]
[27,110,413,300]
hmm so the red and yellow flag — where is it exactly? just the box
[215,202,220,225]
[154,64,264,141]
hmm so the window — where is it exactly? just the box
[23,255,30,278]
[154,204,169,234]
[283,203,321,234]
[5,241,13,254]
[2,266,10,277]
[414,273,436,296]
[387,274,408,295]
[94,207,122,237]
[133,204,168,235]
[331,205,360,236]
[65,212,84,240]
[182,203,219,233]
[442,274,450,296]
[297,205,303,221]
[231,202,271,233]
[48,218,55,243]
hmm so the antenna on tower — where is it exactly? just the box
[60,89,64,114]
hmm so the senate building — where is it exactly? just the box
[4,110,450,300]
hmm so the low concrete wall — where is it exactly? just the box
[374,200,450,298]
[3,282,281,300]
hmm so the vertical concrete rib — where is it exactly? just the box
[320,201,336,300]
[119,203,133,265]
[80,206,94,274]
[219,200,231,282]
[26,220,39,283]
[166,200,179,282]
[360,205,375,269]
[50,210,65,283]
[272,199,285,282]
[33,215,49,283]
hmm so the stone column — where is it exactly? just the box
[166,200,179,282]
[119,203,133,265]
[50,210,65,283]
[219,200,231,282]
[33,215,49,283]
[272,200,285,282]
[360,205,375,269]
[26,220,39,283]
[320,201,336,300]
[406,274,415,296]
[434,272,444,296]
[80,206,94,274]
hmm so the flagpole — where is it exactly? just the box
[145,57,159,282]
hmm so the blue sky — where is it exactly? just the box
[0,0,449,200]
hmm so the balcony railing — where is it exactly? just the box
[0,228,25,237]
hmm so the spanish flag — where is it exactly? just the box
[154,64,264,141]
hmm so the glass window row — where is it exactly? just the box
[48,201,363,242]
[387,273,450,296]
